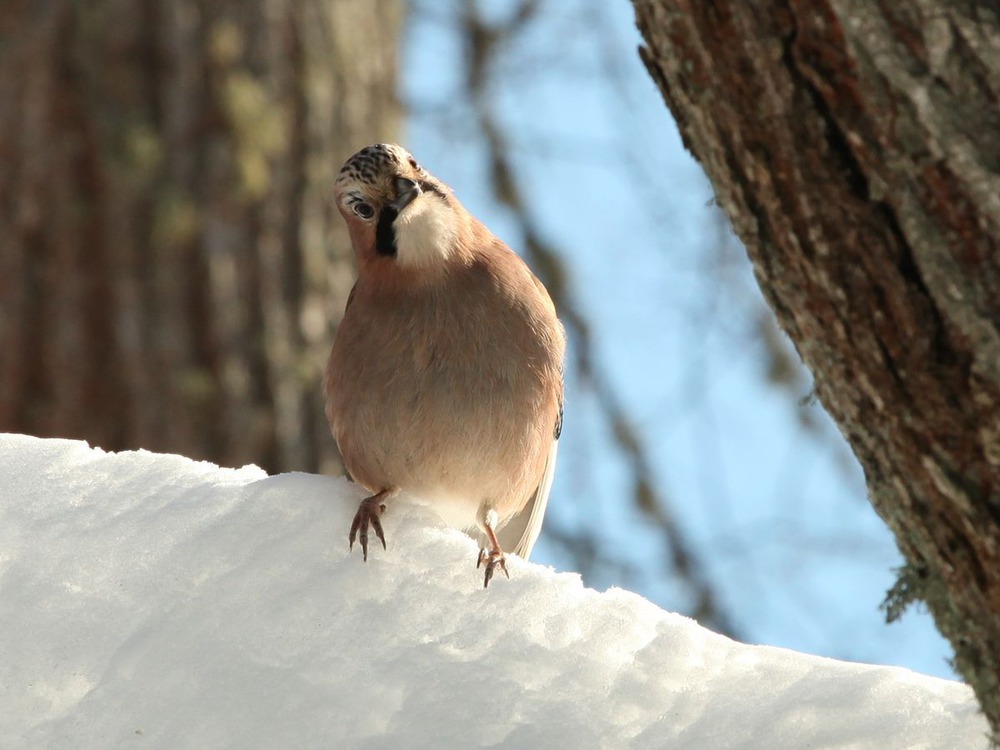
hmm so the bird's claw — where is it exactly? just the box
[349,495,387,561]
[477,548,509,588]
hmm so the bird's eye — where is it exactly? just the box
[353,202,375,220]
[408,156,420,171]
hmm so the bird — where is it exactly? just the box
[324,143,565,587]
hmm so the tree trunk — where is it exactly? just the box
[634,0,1000,734]
[0,0,401,474]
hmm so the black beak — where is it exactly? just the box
[388,177,421,212]
[376,177,422,257]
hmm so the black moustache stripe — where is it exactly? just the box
[375,205,399,257]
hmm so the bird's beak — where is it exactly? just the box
[388,177,421,213]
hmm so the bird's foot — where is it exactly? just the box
[476,547,509,589]
[349,491,390,561]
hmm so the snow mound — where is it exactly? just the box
[0,434,987,749]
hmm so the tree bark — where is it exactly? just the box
[0,0,401,474]
[634,0,1000,734]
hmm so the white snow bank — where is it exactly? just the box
[0,434,987,749]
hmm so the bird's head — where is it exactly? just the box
[334,144,465,276]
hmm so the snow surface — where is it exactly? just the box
[0,434,988,749]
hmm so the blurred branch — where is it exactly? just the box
[458,0,739,637]
[584,0,848,460]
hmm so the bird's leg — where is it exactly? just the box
[476,510,510,588]
[349,488,396,561]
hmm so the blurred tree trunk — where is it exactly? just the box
[0,0,400,474]
[635,0,1000,735]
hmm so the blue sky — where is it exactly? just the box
[400,0,954,678]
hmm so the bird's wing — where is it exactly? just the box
[497,437,559,560]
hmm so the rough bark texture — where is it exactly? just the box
[634,0,1000,734]
[0,0,401,474]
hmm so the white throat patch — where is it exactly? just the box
[393,195,458,268]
